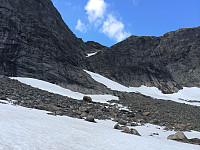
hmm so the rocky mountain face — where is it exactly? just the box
[0,0,110,94]
[159,27,200,88]
[1,0,199,94]
[87,27,200,93]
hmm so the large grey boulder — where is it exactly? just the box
[167,131,188,140]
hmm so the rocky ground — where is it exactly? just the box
[0,76,134,121]
[1,76,200,145]
[113,91,200,132]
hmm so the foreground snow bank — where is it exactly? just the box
[85,70,200,106]
[10,77,118,103]
[1,104,199,150]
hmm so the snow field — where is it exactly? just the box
[1,104,200,150]
[10,70,200,106]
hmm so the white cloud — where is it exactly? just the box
[85,0,107,23]
[100,15,131,42]
[75,19,87,33]
[84,0,131,42]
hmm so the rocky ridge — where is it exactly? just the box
[85,41,107,53]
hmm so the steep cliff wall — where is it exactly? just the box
[0,0,109,93]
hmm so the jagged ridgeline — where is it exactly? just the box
[87,27,200,93]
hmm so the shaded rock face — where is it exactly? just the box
[88,27,200,93]
[158,28,200,88]
[0,0,109,93]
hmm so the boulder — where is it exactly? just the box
[130,128,141,136]
[114,124,122,130]
[83,96,93,102]
[167,131,188,140]
[85,115,96,123]
[121,126,130,133]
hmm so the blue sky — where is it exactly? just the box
[52,0,200,47]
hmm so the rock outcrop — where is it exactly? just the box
[87,27,200,93]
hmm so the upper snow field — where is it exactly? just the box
[85,70,200,106]
[10,69,200,106]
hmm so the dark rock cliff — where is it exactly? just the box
[0,0,109,93]
[87,27,200,93]
[157,27,200,88]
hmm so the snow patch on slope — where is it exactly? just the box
[84,70,200,106]
[86,52,97,57]
[10,77,118,103]
[1,104,200,150]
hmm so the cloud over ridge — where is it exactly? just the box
[75,19,87,33]
[101,15,131,42]
[77,0,131,42]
